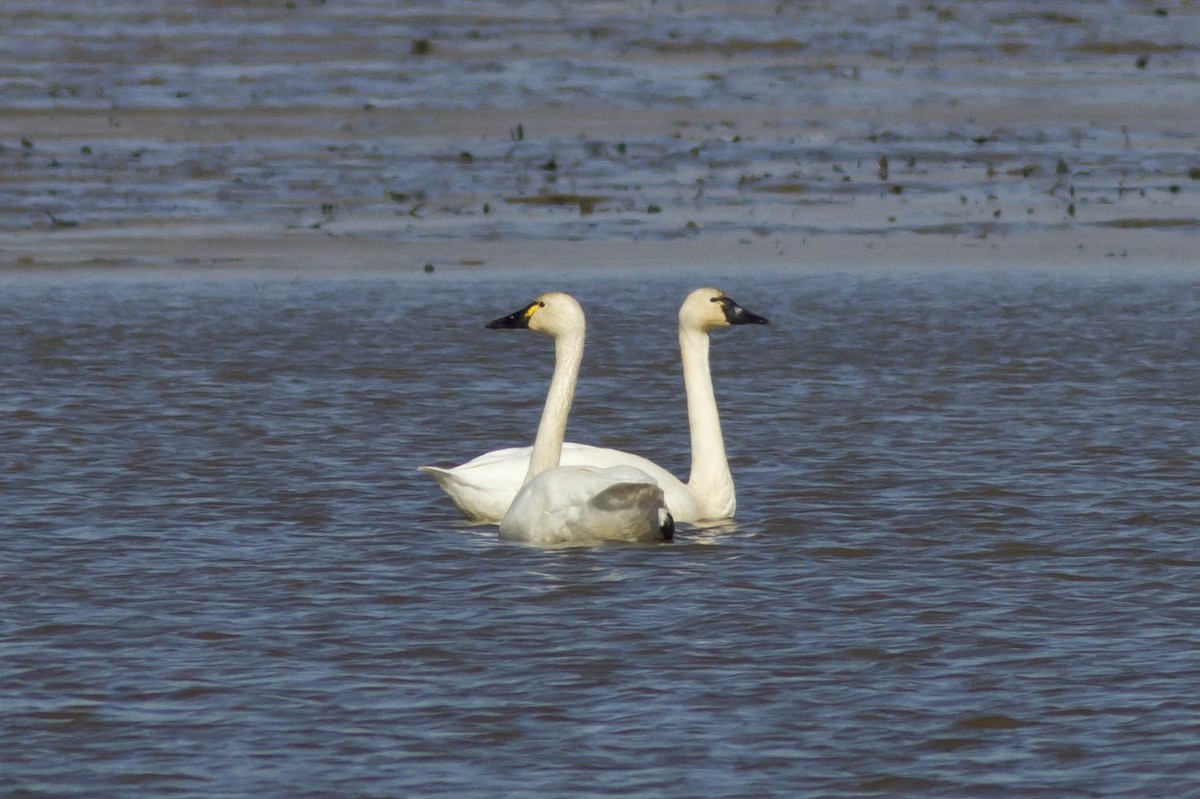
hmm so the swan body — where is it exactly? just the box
[499,464,674,546]
[482,292,673,546]
[420,288,767,524]
[420,442,690,523]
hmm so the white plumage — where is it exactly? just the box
[419,287,768,524]
[466,292,673,546]
[420,442,683,524]
[499,464,674,546]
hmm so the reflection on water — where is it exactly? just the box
[3,269,1198,796]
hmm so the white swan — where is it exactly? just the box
[419,287,768,523]
[483,292,674,545]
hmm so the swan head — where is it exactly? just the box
[680,287,769,332]
[485,291,585,338]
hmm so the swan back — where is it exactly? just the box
[499,464,674,546]
[420,442,698,523]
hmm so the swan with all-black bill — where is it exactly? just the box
[419,287,768,524]
[475,292,673,545]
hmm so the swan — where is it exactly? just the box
[419,287,768,523]
[483,292,674,545]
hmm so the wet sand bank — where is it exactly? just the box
[6,219,1197,276]
[2,1,1197,275]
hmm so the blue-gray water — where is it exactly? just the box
[2,268,1198,797]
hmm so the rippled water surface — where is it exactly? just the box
[3,268,1198,797]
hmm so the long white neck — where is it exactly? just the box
[680,325,735,517]
[524,329,584,483]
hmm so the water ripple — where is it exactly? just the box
[2,270,1199,797]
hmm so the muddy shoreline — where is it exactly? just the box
[2,2,1197,274]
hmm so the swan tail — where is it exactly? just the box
[418,465,509,522]
[418,464,459,494]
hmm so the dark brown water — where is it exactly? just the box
[3,268,1198,796]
